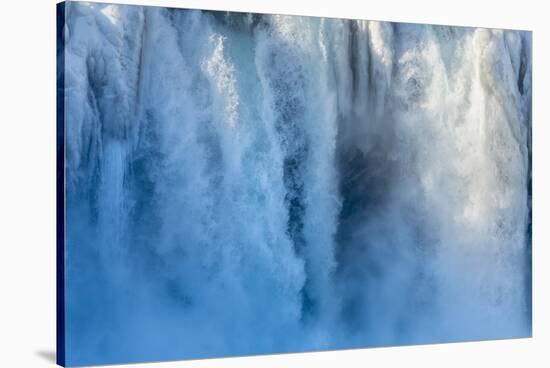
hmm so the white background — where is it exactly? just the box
[0,0,548,367]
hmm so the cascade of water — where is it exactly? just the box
[61,2,531,365]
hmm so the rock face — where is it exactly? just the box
[58,2,532,365]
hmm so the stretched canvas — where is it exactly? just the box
[56,1,532,366]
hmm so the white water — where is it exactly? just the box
[61,2,531,365]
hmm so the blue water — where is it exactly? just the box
[59,2,532,366]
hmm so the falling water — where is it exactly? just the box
[59,2,531,365]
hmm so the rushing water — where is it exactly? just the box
[59,2,532,365]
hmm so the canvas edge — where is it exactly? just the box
[56,1,66,367]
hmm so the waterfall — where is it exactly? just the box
[60,2,531,365]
